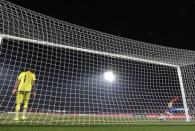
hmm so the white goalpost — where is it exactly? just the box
[0,0,195,125]
[177,67,190,122]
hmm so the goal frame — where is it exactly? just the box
[0,34,190,122]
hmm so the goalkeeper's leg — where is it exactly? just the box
[22,92,31,120]
[15,92,24,120]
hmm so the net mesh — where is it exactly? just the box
[0,0,194,125]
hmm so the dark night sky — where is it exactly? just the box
[6,0,195,51]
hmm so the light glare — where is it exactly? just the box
[104,71,115,82]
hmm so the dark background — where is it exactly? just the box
[6,0,195,50]
[0,39,182,114]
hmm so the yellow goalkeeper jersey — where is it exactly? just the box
[17,71,36,92]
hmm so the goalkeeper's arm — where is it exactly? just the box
[12,80,20,95]
[31,80,36,97]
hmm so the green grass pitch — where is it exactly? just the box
[0,113,195,131]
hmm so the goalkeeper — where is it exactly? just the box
[12,68,36,121]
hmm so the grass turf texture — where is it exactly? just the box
[0,125,195,131]
[0,113,195,131]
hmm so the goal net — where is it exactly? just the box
[0,0,195,125]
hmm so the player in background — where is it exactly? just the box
[12,68,36,121]
[166,96,179,116]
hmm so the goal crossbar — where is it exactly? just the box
[0,34,179,68]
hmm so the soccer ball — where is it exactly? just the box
[159,115,166,122]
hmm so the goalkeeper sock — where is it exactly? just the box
[15,110,19,119]
[22,108,27,117]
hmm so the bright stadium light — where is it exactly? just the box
[104,71,115,82]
